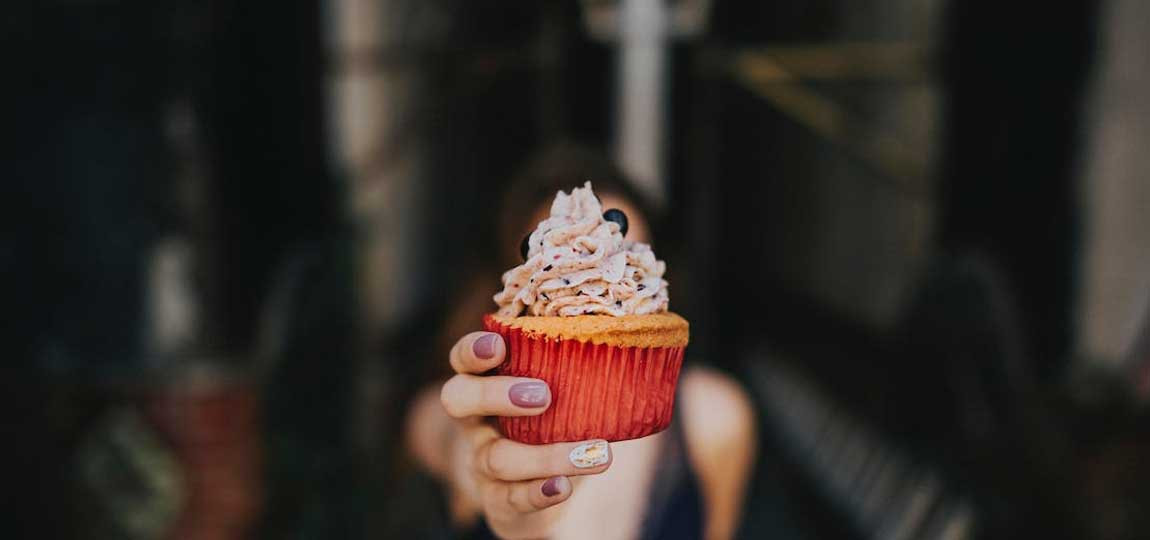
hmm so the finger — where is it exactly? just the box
[476,438,612,482]
[441,374,550,418]
[506,476,572,513]
[450,331,506,374]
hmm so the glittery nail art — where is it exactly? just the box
[568,440,610,468]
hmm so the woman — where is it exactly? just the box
[405,144,756,539]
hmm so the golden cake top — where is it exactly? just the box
[487,312,688,348]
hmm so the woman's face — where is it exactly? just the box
[507,192,651,266]
[524,192,652,243]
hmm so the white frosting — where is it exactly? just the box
[493,182,670,317]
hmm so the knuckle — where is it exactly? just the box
[505,483,520,510]
[439,377,467,418]
[509,487,534,513]
[484,440,511,479]
[485,454,507,480]
[472,439,496,478]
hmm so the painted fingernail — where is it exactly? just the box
[473,333,499,359]
[569,440,610,468]
[541,476,567,497]
[508,381,549,408]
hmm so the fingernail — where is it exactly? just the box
[541,476,566,497]
[569,440,609,468]
[508,381,549,408]
[473,334,499,359]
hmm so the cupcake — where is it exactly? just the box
[486,181,688,444]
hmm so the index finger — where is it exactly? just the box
[450,331,506,374]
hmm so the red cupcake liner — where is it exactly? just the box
[484,314,686,444]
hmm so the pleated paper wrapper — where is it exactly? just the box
[484,314,686,445]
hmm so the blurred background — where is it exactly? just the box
[5,0,1150,538]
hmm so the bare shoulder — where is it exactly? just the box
[405,382,453,477]
[679,366,758,538]
[679,366,757,452]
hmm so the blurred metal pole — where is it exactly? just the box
[583,0,711,207]
[616,0,667,206]
[1077,0,1150,383]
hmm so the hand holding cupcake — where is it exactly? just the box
[438,330,614,539]
[487,182,689,444]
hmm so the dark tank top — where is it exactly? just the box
[466,398,704,539]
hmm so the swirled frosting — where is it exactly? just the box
[493,182,670,317]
